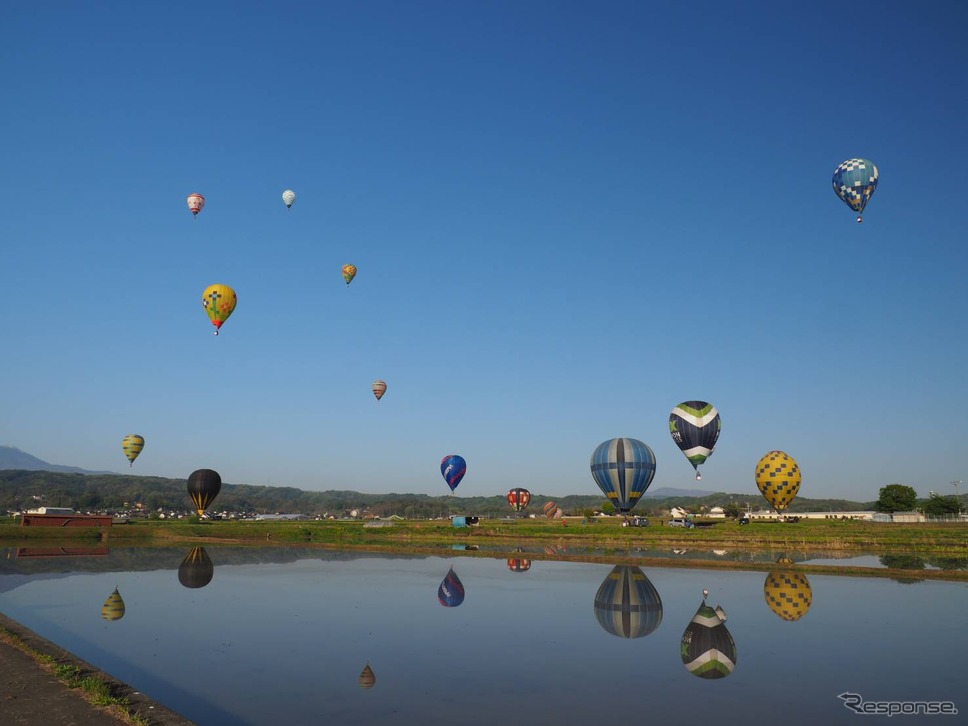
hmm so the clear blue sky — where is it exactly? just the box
[2,1,966,502]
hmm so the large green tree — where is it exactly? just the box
[922,493,961,516]
[875,484,917,513]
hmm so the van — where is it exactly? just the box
[667,518,695,529]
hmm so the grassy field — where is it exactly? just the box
[2,516,967,581]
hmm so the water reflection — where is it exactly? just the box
[592,565,663,639]
[764,570,813,621]
[680,593,736,679]
[359,663,376,689]
[101,587,125,621]
[437,566,465,607]
[507,557,531,573]
[178,547,215,589]
[17,546,110,559]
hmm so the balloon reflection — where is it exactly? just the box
[178,547,215,589]
[507,558,531,573]
[359,663,376,689]
[680,592,736,679]
[437,567,465,607]
[593,565,663,639]
[764,570,812,621]
[101,587,125,621]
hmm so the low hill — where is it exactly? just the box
[0,446,113,475]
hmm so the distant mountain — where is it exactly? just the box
[643,486,713,498]
[0,446,112,475]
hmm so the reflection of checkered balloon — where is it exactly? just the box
[754,450,801,512]
[764,571,812,621]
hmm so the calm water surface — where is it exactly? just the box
[0,547,964,725]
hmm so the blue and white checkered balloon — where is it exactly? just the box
[832,158,879,222]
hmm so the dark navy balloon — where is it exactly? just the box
[440,455,466,492]
[437,567,465,607]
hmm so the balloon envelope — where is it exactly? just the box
[187,469,222,517]
[593,565,663,638]
[590,438,657,514]
[764,571,812,621]
[359,664,376,689]
[437,567,465,607]
[282,189,296,209]
[832,158,878,221]
[342,264,357,285]
[440,455,466,492]
[202,284,237,334]
[121,434,144,466]
[372,380,387,401]
[669,401,720,478]
[178,547,215,589]
[680,599,737,679]
[101,588,125,621]
[507,488,531,512]
[754,451,801,513]
[542,501,557,518]
[187,193,205,216]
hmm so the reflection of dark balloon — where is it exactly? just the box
[680,599,737,678]
[187,469,222,517]
[507,558,531,573]
[101,587,125,621]
[593,565,663,638]
[178,547,215,589]
[359,664,376,689]
[764,571,812,621]
[437,567,465,607]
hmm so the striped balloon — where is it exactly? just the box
[121,434,145,467]
[101,588,125,622]
[593,565,663,639]
[589,438,656,514]
[669,401,720,480]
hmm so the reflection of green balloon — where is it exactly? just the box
[593,565,663,638]
[764,571,812,621]
[681,600,736,678]
[178,547,215,589]
[101,587,125,621]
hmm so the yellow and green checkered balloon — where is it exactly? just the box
[754,450,801,512]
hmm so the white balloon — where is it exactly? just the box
[282,189,296,209]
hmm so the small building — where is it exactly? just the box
[708,507,726,518]
[452,516,480,528]
[891,511,926,523]
[21,513,113,527]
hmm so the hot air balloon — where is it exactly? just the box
[372,380,387,401]
[187,469,221,517]
[593,565,663,639]
[833,158,879,223]
[437,567,465,607]
[282,189,296,209]
[101,588,125,621]
[542,501,558,518]
[669,401,721,480]
[590,438,657,514]
[187,193,205,217]
[754,451,801,513]
[359,664,376,689]
[342,264,357,285]
[507,558,532,573]
[680,596,737,679]
[202,284,237,335]
[440,455,466,493]
[178,547,215,589]
[507,488,531,512]
[764,570,813,621]
[121,434,145,467]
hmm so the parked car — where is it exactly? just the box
[667,518,695,528]
[739,516,750,525]
[627,516,650,527]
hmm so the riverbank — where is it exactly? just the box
[0,613,194,726]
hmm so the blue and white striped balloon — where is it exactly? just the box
[590,437,656,514]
